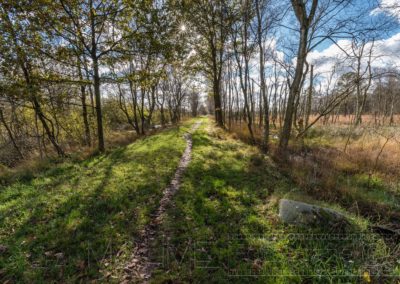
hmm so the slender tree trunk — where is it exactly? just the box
[160,104,165,127]
[0,108,24,159]
[389,97,395,125]
[140,88,146,135]
[80,85,91,146]
[305,64,314,129]
[90,1,105,152]
[256,0,269,152]
[92,56,105,152]
[279,26,308,150]
[279,0,317,151]
[129,80,140,135]
[32,97,65,156]
[213,66,224,127]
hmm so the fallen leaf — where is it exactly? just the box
[44,251,53,257]
[54,252,64,260]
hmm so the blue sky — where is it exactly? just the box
[278,0,400,88]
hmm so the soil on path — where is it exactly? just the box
[121,121,202,283]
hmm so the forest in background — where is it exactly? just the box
[1,1,400,282]
[0,0,399,168]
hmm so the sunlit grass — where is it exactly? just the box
[152,117,399,283]
[0,121,193,282]
[1,117,399,283]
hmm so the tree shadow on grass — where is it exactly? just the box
[0,131,186,282]
[153,131,395,284]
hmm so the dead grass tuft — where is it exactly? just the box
[226,120,400,225]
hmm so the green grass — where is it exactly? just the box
[340,173,400,211]
[1,117,399,283]
[0,121,194,282]
[151,118,399,283]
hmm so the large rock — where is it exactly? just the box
[279,199,350,229]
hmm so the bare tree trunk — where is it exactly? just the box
[213,58,224,127]
[354,40,373,126]
[305,64,314,129]
[92,55,105,152]
[90,2,105,152]
[279,0,317,152]
[279,26,307,150]
[389,96,395,125]
[80,84,91,146]
[32,97,65,156]
[0,108,24,159]
[256,0,269,152]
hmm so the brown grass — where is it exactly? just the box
[315,124,400,177]
[226,119,400,226]
[105,130,137,148]
[309,114,400,125]
[227,119,400,176]
[240,114,400,129]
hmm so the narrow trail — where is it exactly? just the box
[121,121,202,283]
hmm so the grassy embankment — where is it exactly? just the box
[152,118,399,283]
[1,117,399,283]
[0,120,194,282]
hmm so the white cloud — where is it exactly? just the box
[231,32,400,95]
[373,33,400,69]
[306,33,400,91]
[372,0,400,22]
[308,39,352,74]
